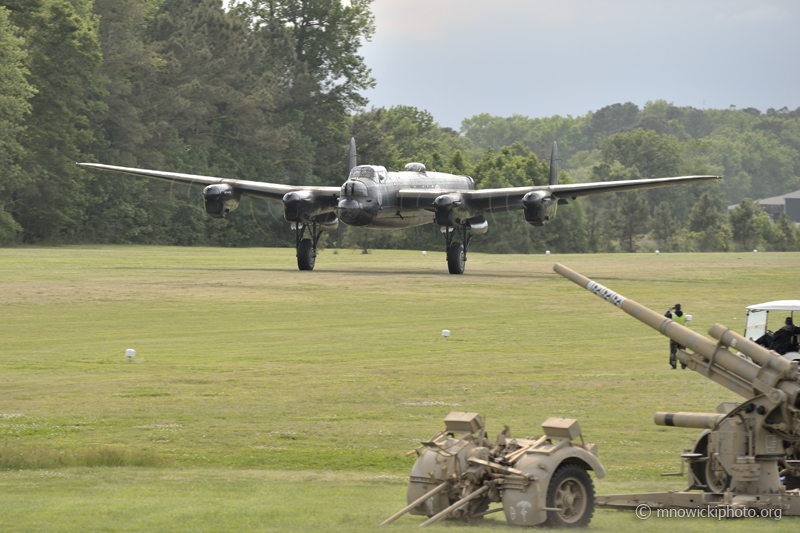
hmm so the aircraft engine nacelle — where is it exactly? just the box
[433,194,474,227]
[522,191,557,226]
[203,184,241,218]
[283,190,331,223]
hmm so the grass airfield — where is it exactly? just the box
[1,245,798,532]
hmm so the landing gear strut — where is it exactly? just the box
[294,220,323,271]
[443,224,472,275]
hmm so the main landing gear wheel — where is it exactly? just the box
[447,243,466,274]
[442,224,471,275]
[293,219,323,271]
[297,239,316,271]
[543,464,595,528]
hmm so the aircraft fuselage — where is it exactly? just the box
[335,165,474,229]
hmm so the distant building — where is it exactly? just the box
[728,189,800,223]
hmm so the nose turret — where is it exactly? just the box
[336,197,376,226]
[337,178,376,226]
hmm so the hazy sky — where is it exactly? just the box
[358,0,800,129]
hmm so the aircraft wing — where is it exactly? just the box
[398,175,720,212]
[78,163,340,204]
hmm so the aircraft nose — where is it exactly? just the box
[338,198,360,210]
[336,198,360,223]
[336,198,375,226]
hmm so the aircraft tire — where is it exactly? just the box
[542,464,595,528]
[447,243,466,274]
[297,239,316,271]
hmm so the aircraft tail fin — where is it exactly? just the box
[549,141,558,186]
[346,137,357,176]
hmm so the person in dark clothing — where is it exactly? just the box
[770,317,800,355]
[665,303,687,369]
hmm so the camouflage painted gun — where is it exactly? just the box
[382,412,605,527]
[555,263,800,515]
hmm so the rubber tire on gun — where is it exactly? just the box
[543,464,595,528]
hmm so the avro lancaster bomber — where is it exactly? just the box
[80,140,719,274]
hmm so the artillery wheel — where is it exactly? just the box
[693,438,731,493]
[447,243,466,275]
[297,239,316,271]
[704,458,731,493]
[543,464,595,528]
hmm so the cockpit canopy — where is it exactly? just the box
[349,165,387,182]
[404,162,426,173]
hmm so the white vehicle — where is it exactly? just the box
[743,300,800,362]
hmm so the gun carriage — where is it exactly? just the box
[382,412,605,527]
[554,263,800,515]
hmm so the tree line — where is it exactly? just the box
[1,0,799,253]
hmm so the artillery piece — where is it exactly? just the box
[382,412,605,527]
[555,263,800,515]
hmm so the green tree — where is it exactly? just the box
[350,105,473,174]
[146,0,292,162]
[471,143,551,189]
[615,190,650,252]
[350,107,400,169]
[234,0,376,183]
[581,161,638,252]
[708,129,799,203]
[461,113,589,157]
[0,6,35,243]
[80,0,169,244]
[770,212,800,251]
[651,201,677,251]
[688,192,732,251]
[11,0,105,242]
[583,102,640,144]
[90,0,161,167]
[236,0,375,111]
[583,194,615,252]
[597,128,712,223]
[729,198,770,251]
[122,0,310,246]
[600,129,682,178]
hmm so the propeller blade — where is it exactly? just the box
[549,141,558,186]
[346,137,357,176]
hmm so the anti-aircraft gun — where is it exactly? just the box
[555,263,800,515]
[381,412,605,527]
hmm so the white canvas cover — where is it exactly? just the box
[746,300,800,312]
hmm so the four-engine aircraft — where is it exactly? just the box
[79,140,719,274]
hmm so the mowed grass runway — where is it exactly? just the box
[1,246,798,532]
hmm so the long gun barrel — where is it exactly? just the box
[553,263,800,407]
[654,412,725,429]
